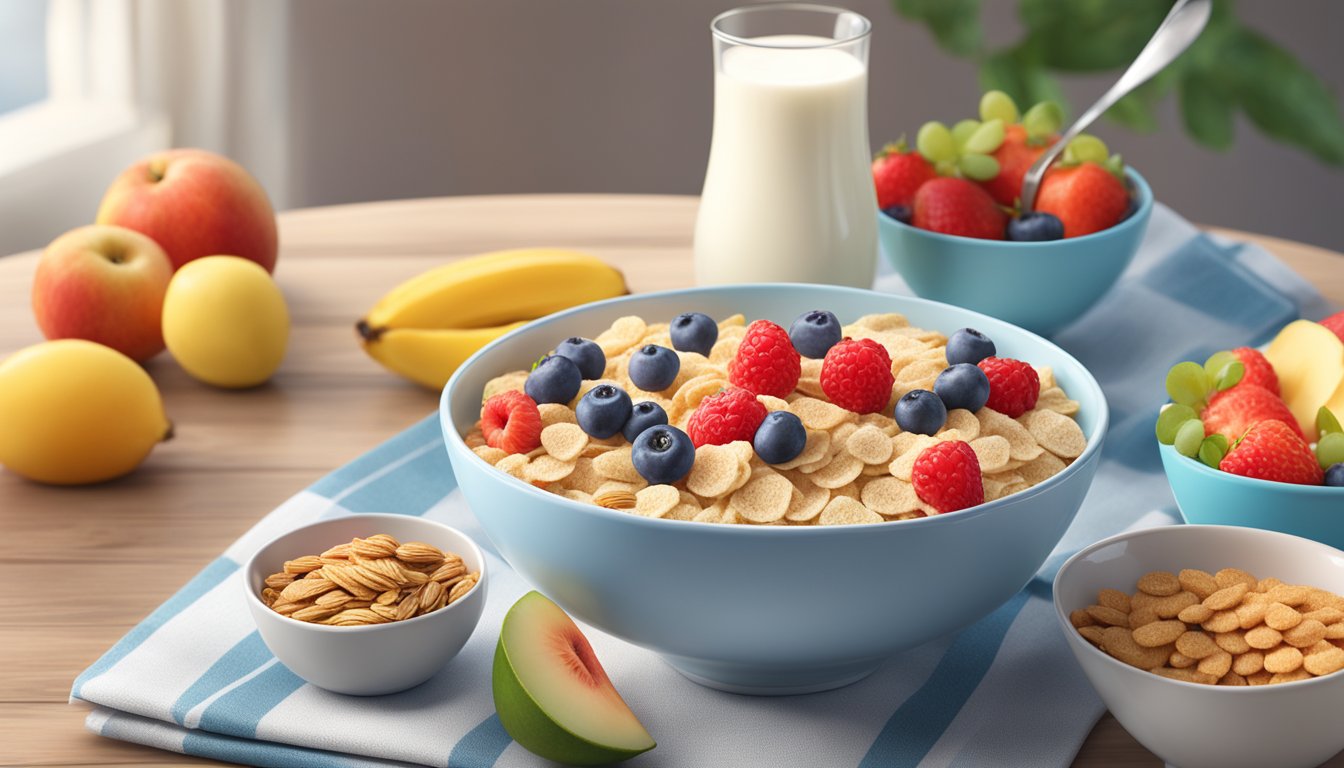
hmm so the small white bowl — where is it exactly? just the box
[243,513,487,696]
[1054,525,1344,768]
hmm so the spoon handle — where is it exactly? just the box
[1018,0,1212,213]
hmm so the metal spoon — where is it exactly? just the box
[1018,0,1212,213]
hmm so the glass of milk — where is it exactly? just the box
[694,4,876,288]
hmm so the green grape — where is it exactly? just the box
[1174,419,1205,458]
[935,159,959,177]
[952,119,981,148]
[917,121,957,163]
[1022,101,1064,139]
[1165,362,1211,408]
[958,153,1000,181]
[1317,432,1344,470]
[1198,436,1227,469]
[1203,351,1236,380]
[1318,406,1343,437]
[979,90,1019,124]
[1105,153,1126,177]
[1204,433,1229,454]
[964,119,1005,155]
[1156,404,1197,444]
[1064,134,1108,165]
[1213,361,1245,392]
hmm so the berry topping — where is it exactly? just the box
[631,425,696,486]
[881,205,912,224]
[576,384,633,439]
[945,328,996,366]
[1218,420,1323,485]
[912,440,984,514]
[1326,464,1344,487]
[912,177,1006,240]
[872,140,938,210]
[670,312,718,356]
[728,319,801,399]
[480,391,542,455]
[628,344,680,392]
[894,389,948,436]
[1006,211,1065,242]
[820,338,895,415]
[1320,310,1344,344]
[1226,347,1280,396]
[752,410,807,465]
[1201,384,1302,443]
[788,309,843,359]
[981,122,1051,207]
[933,363,991,413]
[686,387,767,448]
[1034,162,1129,238]
[978,357,1040,417]
[554,337,606,380]
[524,355,582,405]
[622,400,669,443]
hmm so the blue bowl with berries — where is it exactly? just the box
[878,168,1152,337]
[441,284,1108,695]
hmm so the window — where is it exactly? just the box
[0,0,47,116]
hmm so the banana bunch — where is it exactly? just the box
[357,248,627,389]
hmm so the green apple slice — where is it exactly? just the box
[493,591,655,765]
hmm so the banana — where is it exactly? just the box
[357,248,628,389]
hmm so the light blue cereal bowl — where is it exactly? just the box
[441,285,1108,695]
[879,168,1153,336]
[1159,441,1344,549]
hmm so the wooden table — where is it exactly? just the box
[2,194,1341,767]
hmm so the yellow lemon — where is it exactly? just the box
[162,255,289,388]
[0,339,171,484]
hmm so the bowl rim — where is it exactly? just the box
[242,512,487,635]
[441,283,1110,533]
[877,167,1153,247]
[1158,440,1344,497]
[1052,523,1344,692]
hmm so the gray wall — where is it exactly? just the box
[286,0,1344,251]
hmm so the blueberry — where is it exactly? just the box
[628,344,680,392]
[933,363,991,412]
[752,411,807,464]
[945,328,996,366]
[623,401,669,443]
[631,425,695,485]
[576,384,633,439]
[894,389,947,436]
[789,309,842,359]
[524,355,582,405]
[1326,463,1344,487]
[554,337,606,380]
[1006,211,1064,242]
[882,205,912,224]
[670,312,718,356]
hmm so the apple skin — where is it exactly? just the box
[95,148,278,273]
[32,225,174,362]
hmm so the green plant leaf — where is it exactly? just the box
[894,0,983,57]
[1018,0,1173,71]
[1178,69,1235,151]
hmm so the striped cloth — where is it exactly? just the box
[73,204,1334,768]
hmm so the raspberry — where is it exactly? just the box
[1219,420,1322,485]
[480,390,542,454]
[978,357,1039,417]
[1229,347,1280,396]
[686,387,767,447]
[820,338,895,414]
[728,320,801,398]
[912,441,984,513]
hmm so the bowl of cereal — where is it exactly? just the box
[442,284,1107,694]
[243,513,487,695]
[1054,524,1344,768]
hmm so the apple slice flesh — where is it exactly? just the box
[493,591,654,765]
[1264,320,1344,442]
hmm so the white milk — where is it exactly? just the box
[694,35,877,287]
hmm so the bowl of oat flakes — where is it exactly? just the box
[441,284,1107,695]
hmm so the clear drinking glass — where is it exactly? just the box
[693,4,876,287]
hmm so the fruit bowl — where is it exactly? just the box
[878,168,1152,336]
[441,284,1108,695]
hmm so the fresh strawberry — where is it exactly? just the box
[1320,310,1344,344]
[480,390,542,454]
[687,387,767,447]
[1228,347,1280,396]
[728,319,801,398]
[1219,420,1323,485]
[911,177,1006,240]
[873,141,938,210]
[978,357,1040,417]
[1034,162,1129,238]
[912,440,984,513]
[980,124,1053,207]
[820,337,895,414]
[1200,384,1302,442]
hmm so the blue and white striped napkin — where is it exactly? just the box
[72,204,1334,768]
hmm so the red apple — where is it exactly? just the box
[32,225,174,362]
[95,148,278,273]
